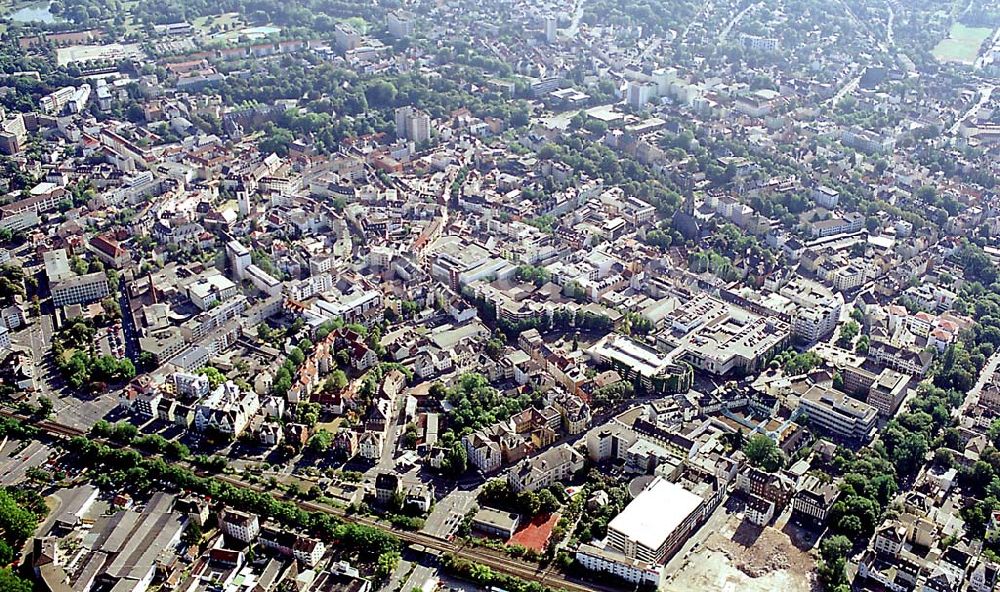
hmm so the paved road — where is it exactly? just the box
[0,439,52,486]
[9,308,115,430]
[562,0,586,38]
[365,390,407,482]
[956,351,1000,418]
[719,1,761,42]
[14,310,53,382]
[827,75,862,107]
[118,275,140,364]
[886,3,895,47]
[949,84,994,135]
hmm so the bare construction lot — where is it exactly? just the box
[664,508,819,592]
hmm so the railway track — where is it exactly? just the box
[5,411,605,592]
[216,474,597,592]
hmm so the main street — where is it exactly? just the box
[118,274,141,364]
[956,351,1000,418]
[949,84,994,135]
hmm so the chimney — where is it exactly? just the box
[148,271,157,304]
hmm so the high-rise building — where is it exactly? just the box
[544,17,557,44]
[394,106,431,144]
[227,240,252,281]
[626,81,657,108]
[334,23,361,52]
[575,477,705,586]
[0,114,28,155]
[44,248,111,308]
[387,11,414,38]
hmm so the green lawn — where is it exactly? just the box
[192,11,243,34]
[932,22,994,64]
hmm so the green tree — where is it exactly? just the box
[817,534,852,590]
[325,370,348,392]
[0,489,38,544]
[0,266,26,307]
[442,441,467,476]
[307,429,333,453]
[836,321,860,348]
[743,434,782,472]
[198,366,226,389]
[36,396,53,419]
[537,489,560,514]
[0,540,13,565]
[181,522,203,546]
[70,255,89,276]
[0,569,32,592]
[137,351,157,371]
[375,551,401,580]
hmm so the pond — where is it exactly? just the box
[9,2,61,23]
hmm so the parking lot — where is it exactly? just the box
[423,489,477,538]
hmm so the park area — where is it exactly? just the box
[932,23,994,64]
[56,43,143,66]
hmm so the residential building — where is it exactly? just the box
[791,474,840,522]
[507,444,585,492]
[193,381,261,438]
[736,466,795,509]
[88,235,131,269]
[220,509,260,544]
[188,274,238,310]
[869,339,933,376]
[387,11,414,37]
[373,473,401,506]
[808,212,865,238]
[744,494,775,526]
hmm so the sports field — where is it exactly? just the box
[932,22,993,64]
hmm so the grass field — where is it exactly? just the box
[932,22,994,64]
[192,12,243,35]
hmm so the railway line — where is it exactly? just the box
[214,473,598,592]
[4,411,607,592]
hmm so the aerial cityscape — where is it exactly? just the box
[0,0,998,591]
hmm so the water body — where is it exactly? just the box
[10,2,60,23]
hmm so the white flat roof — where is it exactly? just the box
[608,477,703,551]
